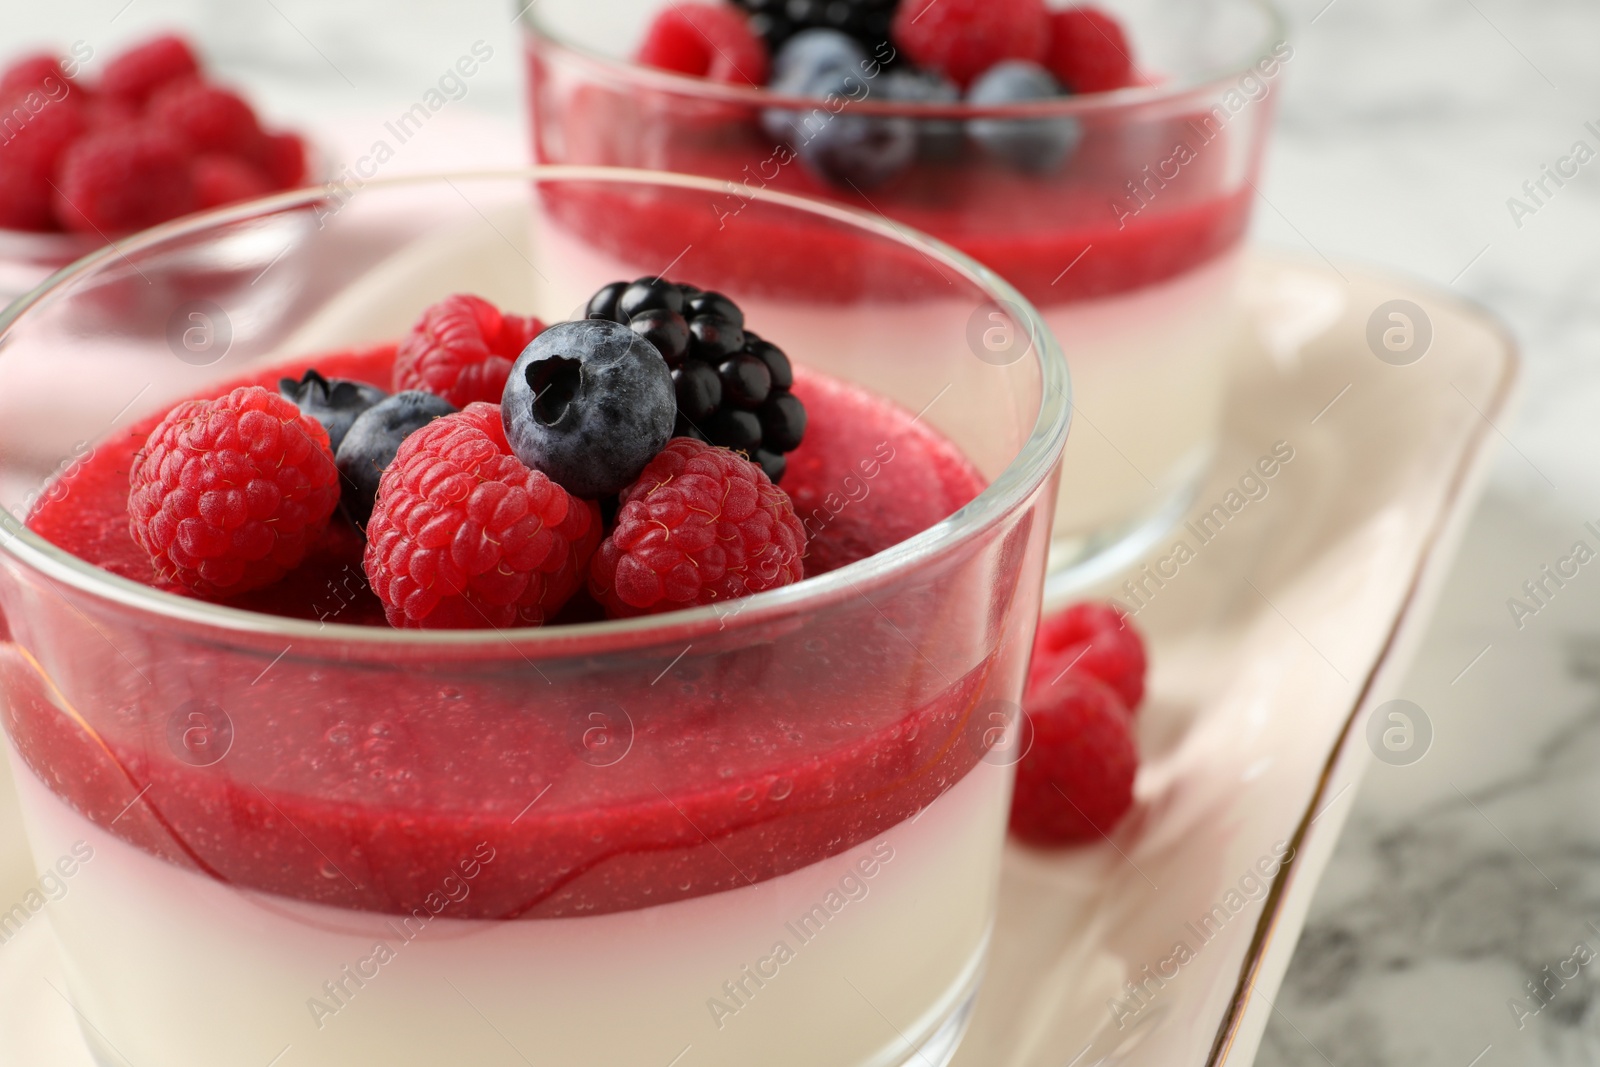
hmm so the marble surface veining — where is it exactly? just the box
[2,0,1599,1063]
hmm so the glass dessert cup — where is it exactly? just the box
[0,169,1069,1067]
[522,0,1284,594]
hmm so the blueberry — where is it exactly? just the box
[279,369,388,454]
[673,361,723,422]
[630,308,691,365]
[759,392,807,452]
[746,335,794,390]
[880,69,965,161]
[771,28,866,88]
[689,315,746,362]
[781,68,915,189]
[966,61,1081,174]
[718,354,773,409]
[585,281,629,323]
[618,277,684,320]
[502,319,676,499]
[336,390,457,524]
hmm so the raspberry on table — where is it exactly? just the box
[1027,600,1147,710]
[146,79,268,160]
[1009,673,1137,844]
[1046,7,1135,93]
[891,0,1048,89]
[393,294,545,409]
[364,403,601,629]
[52,128,197,235]
[128,386,341,599]
[589,437,806,618]
[192,153,273,209]
[636,2,771,86]
[100,34,200,104]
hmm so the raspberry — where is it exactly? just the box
[0,54,70,99]
[101,35,200,105]
[1046,7,1135,93]
[259,130,306,188]
[637,3,771,86]
[589,438,806,618]
[53,127,197,235]
[1009,674,1137,844]
[192,153,272,208]
[364,403,600,629]
[891,0,1048,88]
[146,79,267,159]
[393,294,545,409]
[128,386,340,598]
[0,92,87,231]
[1027,601,1146,710]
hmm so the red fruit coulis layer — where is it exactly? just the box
[7,345,1013,920]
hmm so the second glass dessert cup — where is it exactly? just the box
[522,0,1286,593]
[0,169,1069,1067]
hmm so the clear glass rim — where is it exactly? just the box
[522,0,1287,118]
[0,165,1071,649]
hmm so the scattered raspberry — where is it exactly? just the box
[1009,674,1137,844]
[128,386,340,598]
[891,0,1048,89]
[101,34,200,104]
[192,153,273,209]
[637,3,771,86]
[1045,7,1135,93]
[1027,601,1146,710]
[589,437,806,618]
[146,79,267,159]
[392,294,544,409]
[0,93,87,231]
[258,130,306,188]
[52,127,196,234]
[0,54,69,99]
[364,403,601,629]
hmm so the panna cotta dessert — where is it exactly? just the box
[522,0,1285,577]
[0,172,1070,1067]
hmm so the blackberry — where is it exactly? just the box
[732,0,900,61]
[586,277,807,483]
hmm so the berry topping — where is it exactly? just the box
[880,69,965,160]
[146,80,267,159]
[588,437,806,617]
[967,61,1080,173]
[584,279,807,482]
[0,91,87,231]
[636,2,771,86]
[1027,601,1147,710]
[259,130,307,188]
[364,403,601,629]
[277,368,388,454]
[764,34,915,189]
[0,54,70,98]
[127,385,340,598]
[770,28,867,89]
[335,391,459,525]
[891,0,1048,89]
[501,319,677,500]
[1009,673,1137,844]
[53,128,197,235]
[1046,7,1135,94]
[392,294,545,409]
[192,153,273,209]
[733,0,898,59]
[100,34,201,105]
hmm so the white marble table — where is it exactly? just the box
[2,0,1596,1062]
